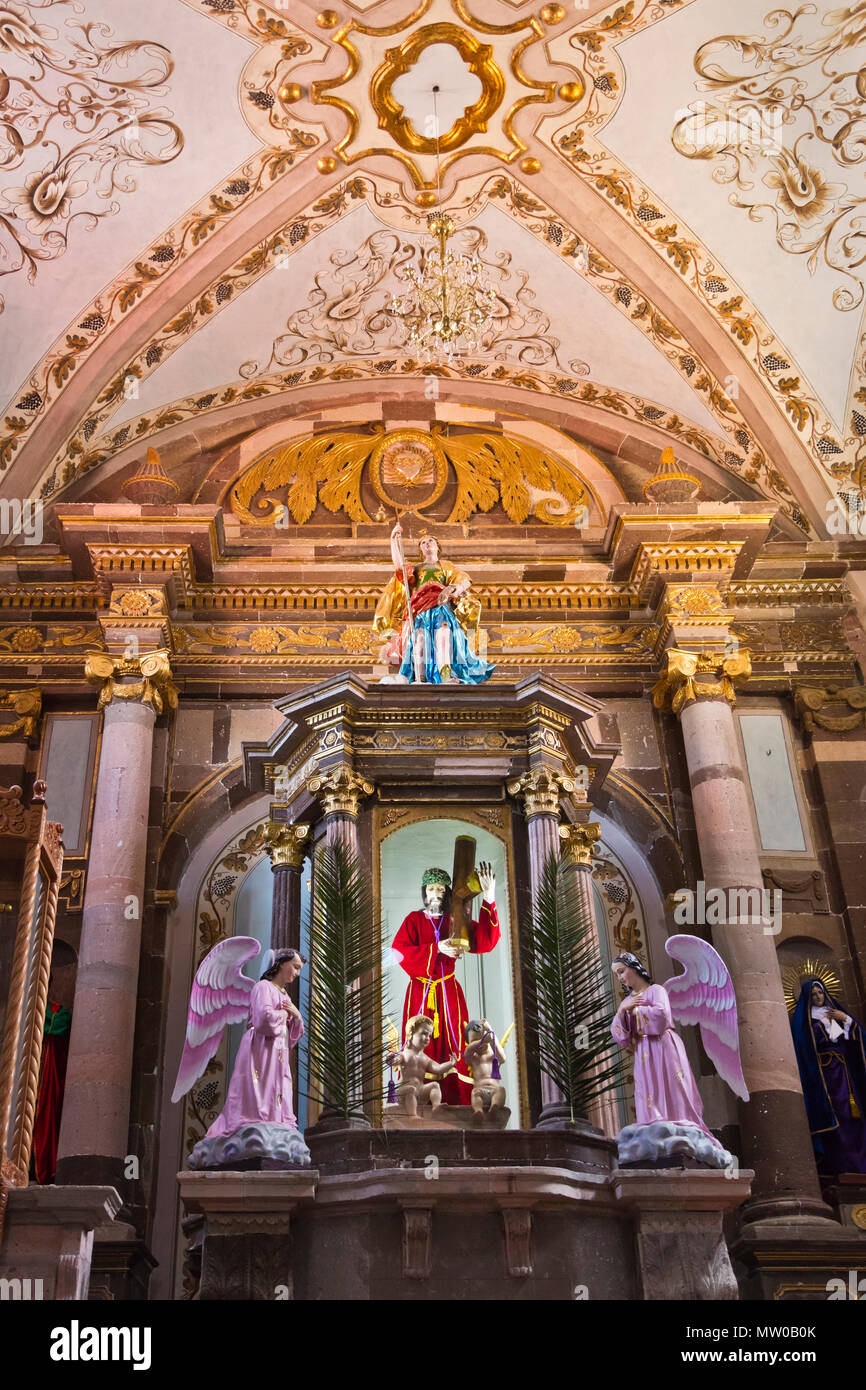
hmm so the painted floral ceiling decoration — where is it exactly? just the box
[0,0,863,536]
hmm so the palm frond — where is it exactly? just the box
[523,852,625,1122]
[302,840,389,1120]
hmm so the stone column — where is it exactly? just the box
[506,768,574,1126]
[559,817,619,1138]
[306,766,374,857]
[265,821,310,1101]
[266,823,310,953]
[56,652,176,1189]
[653,648,828,1219]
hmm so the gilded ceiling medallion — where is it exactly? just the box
[370,26,504,155]
[311,0,561,191]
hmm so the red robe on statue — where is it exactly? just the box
[33,999,71,1184]
[392,902,501,1105]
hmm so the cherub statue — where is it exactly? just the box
[611,936,748,1160]
[463,1018,507,1115]
[386,1014,458,1117]
[172,938,305,1136]
[373,522,495,685]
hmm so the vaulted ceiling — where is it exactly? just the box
[1,0,862,535]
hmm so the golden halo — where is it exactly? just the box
[782,957,841,1014]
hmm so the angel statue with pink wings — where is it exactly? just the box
[172,940,306,1153]
[611,936,748,1166]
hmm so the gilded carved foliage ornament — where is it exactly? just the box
[230,426,589,527]
[506,767,575,818]
[265,821,311,870]
[559,821,602,869]
[306,766,375,818]
[0,689,42,742]
[651,648,752,715]
[794,685,866,734]
[85,649,178,715]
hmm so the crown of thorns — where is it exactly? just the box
[422,867,451,888]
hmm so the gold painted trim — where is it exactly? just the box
[370,25,505,156]
[312,1,556,189]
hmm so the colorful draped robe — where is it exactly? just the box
[790,980,866,1174]
[373,560,494,685]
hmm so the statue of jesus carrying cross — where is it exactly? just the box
[390,835,500,1106]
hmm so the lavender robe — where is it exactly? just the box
[611,983,721,1147]
[206,980,303,1137]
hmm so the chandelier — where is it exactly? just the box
[391,86,497,361]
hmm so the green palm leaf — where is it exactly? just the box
[302,840,389,1122]
[523,852,625,1122]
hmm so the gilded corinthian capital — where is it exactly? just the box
[651,647,751,716]
[85,649,178,714]
[306,766,374,818]
[507,767,575,819]
[266,821,310,870]
[559,821,602,868]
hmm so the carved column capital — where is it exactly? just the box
[85,649,178,715]
[651,647,751,716]
[506,767,574,819]
[306,766,374,818]
[265,821,310,870]
[559,821,602,869]
[793,684,866,734]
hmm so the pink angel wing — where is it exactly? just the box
[663,934,749,1101]
[171,936,261,1102]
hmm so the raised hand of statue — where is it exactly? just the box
[477,860,495,903]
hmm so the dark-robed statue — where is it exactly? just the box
[791,977,866,1175]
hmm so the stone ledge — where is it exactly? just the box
[612,1168,754,1212]
[315,1164,616,1211]
[5,1185,122,1227]
[177,1169,318,1215]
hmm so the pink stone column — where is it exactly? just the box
[56,696,158,1188]
[676,690,827,1217]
